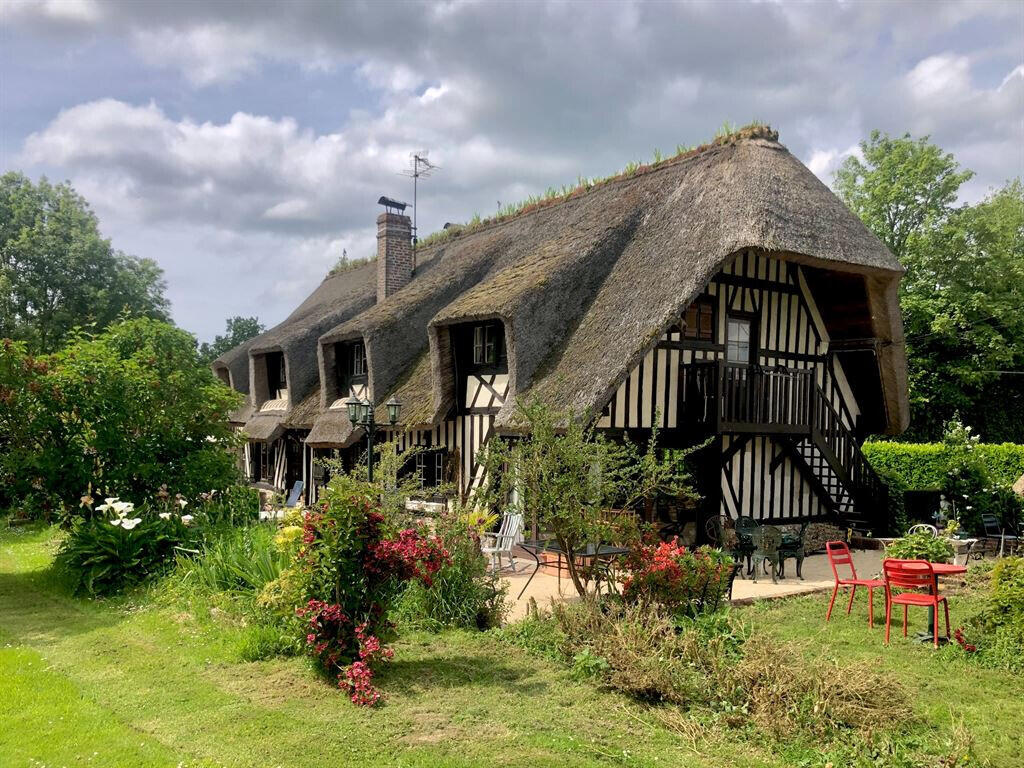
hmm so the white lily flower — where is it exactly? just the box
[177,498,188,509]
[112,501,134,517]
[96,503,114,513]
[120,518,142,530]
[180,514,194,526]
[109,518,122,527]
[104,497,119,505]
[158,512,172,520]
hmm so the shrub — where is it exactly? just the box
[862,441,1024,490]
[393,511,508,631]
[531,599,912,738]
[619,538,734,617]
[291,476,450,705]
[57,497,199,595]
[0,319,243,518]
[177,524,286,595]
[958,557,1024,672]
[884,532,955,563]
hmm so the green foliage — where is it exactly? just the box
[864,441,1024,489]
[835,133,1024,442]
[960,557,1024,673]
[327,254,373,277]
[883,532,955,563]
[620,539,735,618]
[0,172,169,353]
[197,316,265,365]
[0,318,243,517]
[176,524,286,595]
[510,599,912,740]
[477,398,699,596]
[394,510,508,631]
[834,130,974,262]
[56,499,200,595]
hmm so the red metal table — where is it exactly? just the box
[898,561,967,645]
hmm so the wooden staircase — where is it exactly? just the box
[680,360,889,533]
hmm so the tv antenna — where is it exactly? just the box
[399,151,438,246]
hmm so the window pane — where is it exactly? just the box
[726,319,751,364]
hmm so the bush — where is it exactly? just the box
[619,538,734,617]
[0,319,243,518]
[291,475,450,705]
[863,441,1024,490]
[177,524,286,595]
[884,532,955,563]
[393,512,508,631]
[57,497,199,595]
[959,557,1024,672]
[509,599,913,739]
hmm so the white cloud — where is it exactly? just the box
[906,54,972,103]
[6,0,1023,338]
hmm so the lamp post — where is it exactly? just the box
[344,394,402,483]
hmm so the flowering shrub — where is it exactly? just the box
[620,538,734,617]
[57,495,200,595]
[292,476,450,705]
[884,532,954,563]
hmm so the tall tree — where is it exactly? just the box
[835,131,973,261]
[198,316,265,365]
[0,172,169,352]
[835,134,1024,441]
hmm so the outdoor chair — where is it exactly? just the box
[907,523,939,537]
[981,513,1020,557]
[480,511,524,572]
[734,516,759,575]
[882,558,950,649]
[825,540,884,626]
[751,525,782,584]
[259,480,303,521]
[776,522,808,579]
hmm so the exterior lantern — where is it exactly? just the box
[386,395,402,425]
[344,395,361,423]
[359,397,373,424]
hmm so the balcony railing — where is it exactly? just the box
[680,360,815,433]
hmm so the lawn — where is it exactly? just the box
[2,524,1021,768]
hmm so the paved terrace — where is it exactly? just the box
[500,547,886,622]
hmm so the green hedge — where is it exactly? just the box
[862,442,1024,490]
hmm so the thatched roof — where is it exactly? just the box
[236,260,377,440]
[233,126,909,443]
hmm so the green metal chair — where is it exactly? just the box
[777,522,808,579]
[752,525,782,584]
[734,516,759,576]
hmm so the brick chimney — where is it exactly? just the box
[376,211,413,302]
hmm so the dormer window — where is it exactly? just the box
[684,299,716,343]
[472,322,502,366]
[349,341,367,377]
[265,351,287,400]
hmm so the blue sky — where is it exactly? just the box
[2,0,1021,342]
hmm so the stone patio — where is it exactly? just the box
[499,547,885,621]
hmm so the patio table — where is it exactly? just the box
[516,540,629,600]
[897,561,967,645]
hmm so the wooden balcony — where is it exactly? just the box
[679,360,816,435]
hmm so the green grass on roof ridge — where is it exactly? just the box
[415,122,776,251]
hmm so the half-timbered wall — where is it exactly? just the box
[388,372,510,495]
[595,250,863,521]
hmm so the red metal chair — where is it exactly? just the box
[825,541,884,626]
[882,559,950,649]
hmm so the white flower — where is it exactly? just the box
[180,514,194,526]
[104,497,119,505]
[177,498,188,509]
[204,435,217,443]
[158,512,172,520]
[112,501,134,517]
[120,518,142,530]
[109,518,122,527]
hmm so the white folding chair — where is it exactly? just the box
[480,511,524,572]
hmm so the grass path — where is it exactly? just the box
[1,526,777,768]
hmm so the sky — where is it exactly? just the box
[1,0,1021,343]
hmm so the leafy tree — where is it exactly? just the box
[835,131,974,261]
[835,133,1024,441]
[198,316,265,365]
[477,399,699,596]
[0,172,169,353]
[0,317,243,518]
